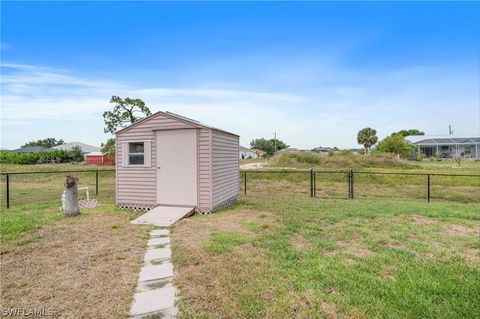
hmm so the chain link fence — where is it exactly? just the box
[1,169,479,208]
[1,170,115,208]
[241,169,480,204]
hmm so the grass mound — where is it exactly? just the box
[268,151,419,170]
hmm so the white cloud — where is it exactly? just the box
[1,61,478,150]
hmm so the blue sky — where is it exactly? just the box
[1,1,479,149]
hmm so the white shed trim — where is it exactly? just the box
[122,140,152,168]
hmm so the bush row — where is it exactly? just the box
[0,150,82,165]
[269,151,419,169]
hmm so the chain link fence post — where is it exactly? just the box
[350,170,355,199]
[244,171,247,195]
[95,170,99,196]
[427,174,431,203]
[6,173,10,209]
[310,168,314,198]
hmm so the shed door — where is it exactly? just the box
[156,129,197,206]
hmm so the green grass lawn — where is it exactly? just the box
[1,162,479,318]
[172,194,480,319]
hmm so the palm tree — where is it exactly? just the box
[357,128,378,155]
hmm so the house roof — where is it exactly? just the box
[13,146,52,153]
[53,142,100,153]
[313,146,334,152]
[85,151,104,156]
[115,111,239,137]
[405,135,480,145]
[251,148,266,154]
[239,146,254,152]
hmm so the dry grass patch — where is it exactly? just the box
[320,301,338,319]
[411,214,437,226]
[443,224,480,236]
[0,209,149,319]
[336,240,375,257]
[291,233,313,251]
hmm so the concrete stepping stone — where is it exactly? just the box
[130,287,175,316]
[148,237,171,246]
[139,263,174,282]
[150,229,170,237]
[144,247,171,261]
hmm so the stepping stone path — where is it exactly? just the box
[130,228,178,318]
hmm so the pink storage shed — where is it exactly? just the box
[115,111,239,213]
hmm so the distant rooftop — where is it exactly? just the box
[405,135,480,145]
[13,146,52,153]
[53,142,100,153]
[239,146,253,152]
[85,151,104,156]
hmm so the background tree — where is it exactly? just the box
[22,138,64,148]
[357,128,378,155]
[376,134,412,158]
[102,96,152,156]
[391,129,425,137]
[101,138,116,157]
[70,145,85,162]
[250,138,288,156]
[103,96,152,135]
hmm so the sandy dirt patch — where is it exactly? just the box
[0,212,148,319]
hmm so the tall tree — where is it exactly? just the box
[22,138,64,148]
[392,129,425,137]
[103,96,152,135]
[102,96,152,156]
[250,138,288,156]
[357,128,378,155]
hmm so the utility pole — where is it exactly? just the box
[449,125,453,136]
[273,132,277,153]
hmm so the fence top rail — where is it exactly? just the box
[1,169,115,175]
[240,169,480,177]
[241,169,311,173]
[2,168,479,178]
[351,171,480,177]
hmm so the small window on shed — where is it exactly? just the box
[128,142,144,165]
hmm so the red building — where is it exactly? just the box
[85,152,115,166]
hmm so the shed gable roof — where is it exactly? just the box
[115,111,239,137]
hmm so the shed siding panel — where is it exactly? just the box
[211,130,239,208]
[116,113,197,207]
[198,129,212,210]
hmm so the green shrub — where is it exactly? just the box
[0,150,77,165]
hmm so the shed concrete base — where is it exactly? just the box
[130,206,194,227]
